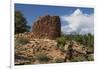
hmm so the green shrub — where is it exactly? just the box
[56,37,66,46]
[62,33,94,48]
[15,37,29,45]
[35,53,50,62]
[56,37,66,52]
[87,54,94,61]
[86,46,94,53]
[54,58,64,63]
[70,54,87,62]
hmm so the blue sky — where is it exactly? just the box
[15,3,94,34]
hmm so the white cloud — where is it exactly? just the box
[61,9,94,34]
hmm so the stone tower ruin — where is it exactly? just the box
[32,15,61,39]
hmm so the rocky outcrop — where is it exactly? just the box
[15,34,92,65]
[32,15,61,39]
[15,39,65,65]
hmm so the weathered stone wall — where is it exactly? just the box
[32,15,61,39]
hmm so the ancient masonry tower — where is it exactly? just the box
[32,15,61,39]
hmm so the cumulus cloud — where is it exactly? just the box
[61,9,94,34]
